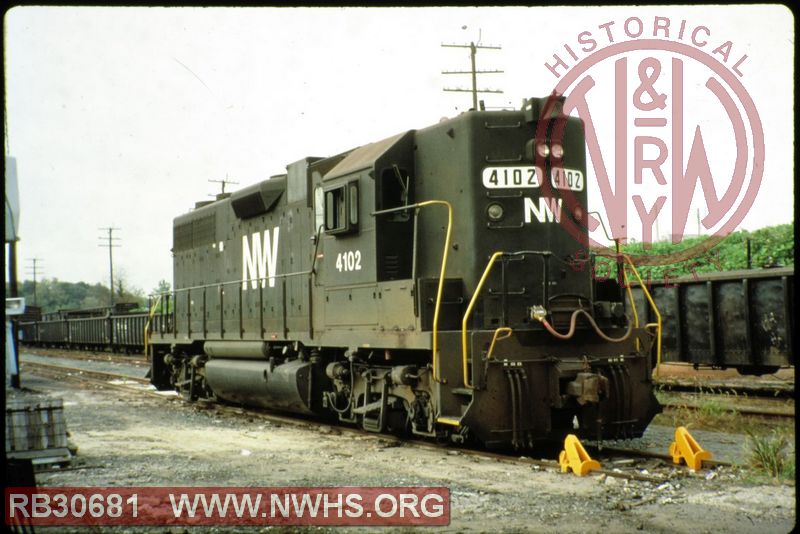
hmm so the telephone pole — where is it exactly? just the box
[98,227,121,307]
[442,39,503,110]
[25,257,44,306]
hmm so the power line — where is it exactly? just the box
[98,227,121,307]
[25,257,44,306]
[442,40,504,110]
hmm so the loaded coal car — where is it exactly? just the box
[17,306,43,345]
[148,96,661,448]
[629,267,794,375]
[19,310,70,347]
[19,303,148,353]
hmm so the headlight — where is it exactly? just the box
[536,143,550,158]
[486,202,505,222]
[551,143,564,159]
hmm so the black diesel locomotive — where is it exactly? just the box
[148,96,661,448]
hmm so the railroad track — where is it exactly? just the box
[655,378,794,399]
[21,360,150,386]
[21,358,733,482]
[657,385,795,419]
[24,347,148,367]
[660,399,794,419]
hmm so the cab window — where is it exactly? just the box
[324,181,358,235]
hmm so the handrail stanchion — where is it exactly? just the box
[143,294,162,360]
[622,255,662,377]
[461,252,504,389]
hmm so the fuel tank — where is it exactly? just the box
[204,358,315,415]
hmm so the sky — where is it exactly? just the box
[4,5,795,295]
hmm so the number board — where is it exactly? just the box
[482,166,542,189]
[482,166,585,192]
[549,167,585,191]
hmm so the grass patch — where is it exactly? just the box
[696,398,728,420]
[746,430,795,480]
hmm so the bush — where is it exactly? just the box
[617,223,794,279]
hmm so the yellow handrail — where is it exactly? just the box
[621,255,662,377]
[415,200,453,383]
[621,270,640,329]
[143,295,163,360]
[457,251,662,387]
[621,267,640,352]
[372,200,452,382]
[487,327,514,361]
[461,251,504,388]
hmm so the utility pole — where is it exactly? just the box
[98,227,121,307]
[442,39,503,110]
[25,257,44,306]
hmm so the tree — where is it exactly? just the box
[149,280,173,314]
[152,279,171,295]
[111,267,146,307]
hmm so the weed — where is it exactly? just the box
[655,393,741,432]
[746,430,795,479]
[697,399,728,420]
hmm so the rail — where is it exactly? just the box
[461,251,504,388]
[621,254,663,377]
[150,199,454,383]
[461,251,555,388]
[147,268,315,342]
[372,200,453,383]
[143,294,162,359]
[486,327,513,361]
[460,250,663,388]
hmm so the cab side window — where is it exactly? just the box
[324,181,358,235]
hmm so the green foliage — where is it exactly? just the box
[152,279,172,295]
[148,293,174,315]
[11,278,145,312]
[746,430,795,479]
[697,399,728,420]
[148,280,174,314]
[616,223,794,280]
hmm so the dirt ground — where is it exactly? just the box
[13,368,797,534]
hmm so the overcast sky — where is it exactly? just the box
[4,5,794,295]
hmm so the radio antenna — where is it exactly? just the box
[209,175,239,196]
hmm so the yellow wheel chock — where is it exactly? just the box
[559,434,601,476]
[668,426,712,471]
